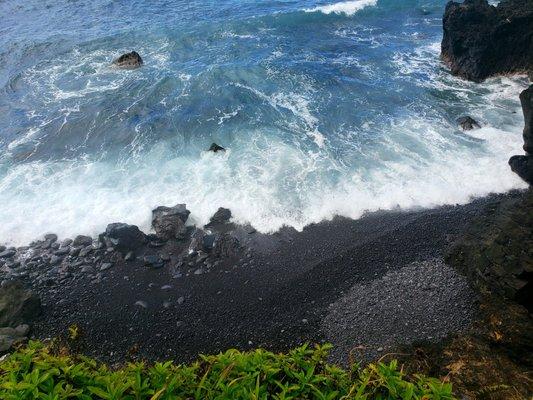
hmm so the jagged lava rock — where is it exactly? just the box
[441,0,533,82]
[152,204,190,240]
[99,223,146,254]
[210,207,232,224]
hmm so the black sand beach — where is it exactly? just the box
[27,191,526,366]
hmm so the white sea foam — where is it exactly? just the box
[0,86,527,246]
[233,83,326,147]
[305,0,378,16]
[0,25,529,247]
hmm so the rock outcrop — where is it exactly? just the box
[151,204,190,241]
[446,190,532,312]
[509,85,533,184]
[112,51,143,69]
[209,207,232,224]
[441,0,533,82]
[99,223,147,254]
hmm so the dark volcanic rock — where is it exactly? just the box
[509,85,533,184]
[210,207,232,224]
[112,51,143,69]
[44,234,57,243]
[208,143,226,152]
[519,85,533,155]
[100,223,146,254]
[441,0,533,82]
[73,235,93,247]
[151,204,190,241]
[0,281,41,327]
[212,234,240,258]
[143,255,164,269]
[0,249,16,259]
[457,116,480,130]
[510,155,533,183]
[446,189,533,311]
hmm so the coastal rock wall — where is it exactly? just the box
[509,85,533,184]
[441,0,533,82]
[445,190,532,311]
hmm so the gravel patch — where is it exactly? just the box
[322,258,478,365]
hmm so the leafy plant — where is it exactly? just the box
[0,341,455,399]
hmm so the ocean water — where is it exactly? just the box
[0,0,528,246]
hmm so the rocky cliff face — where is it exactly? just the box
[446,190,532,311]
[509,85,533,184]
[441,0,533,82]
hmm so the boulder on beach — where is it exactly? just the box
[112,51,143,69]
[0,281,41,328]
[151,204,190,241]
[73,235,93,247]
[208,143,226,153]
[212,233,240,258]
[509,156,533,183]
[99,223,147,254]
[209,207,232,224]
[509,85,533,184]
[456,116,480,130]
[441,0,533,82]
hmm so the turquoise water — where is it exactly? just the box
[0,0,528,245]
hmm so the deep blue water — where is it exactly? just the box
[0,0,528,245]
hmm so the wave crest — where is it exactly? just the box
[305,0,378,16]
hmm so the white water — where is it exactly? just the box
[0,2,529,247]
[0,76,527,246]
[305,0,378,16]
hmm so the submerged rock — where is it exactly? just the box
[152,204,190,241]
[509,85,533,184]
[208,143,226,152]
[112,51,143,69]
[0,281,41,327]
[456,116,480,130]
[100,223,147,254]
[441,0,533,82]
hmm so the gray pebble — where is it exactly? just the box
[134,300,148,309]
[100,262,113,271]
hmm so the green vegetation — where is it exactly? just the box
[0,341,454,399]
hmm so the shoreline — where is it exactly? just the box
[3,189,522,365]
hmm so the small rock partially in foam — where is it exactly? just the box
[208,143,225,153]
[112,51,143,69]
[457,116,481,130]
